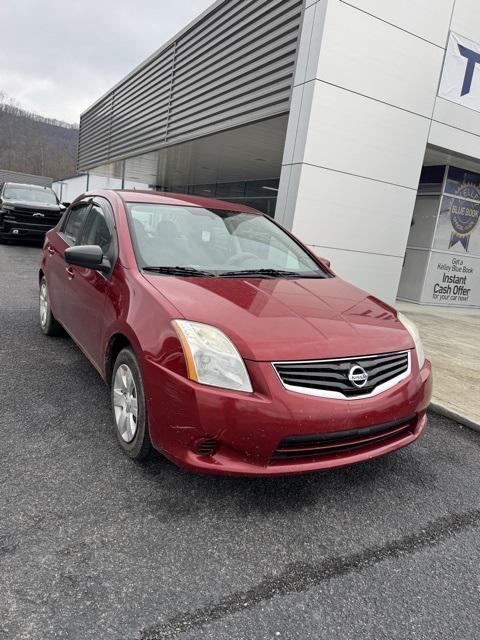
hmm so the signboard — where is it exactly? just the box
[433,167,480,257]
[422,252,480,307]
[422,166,480,307]
[439,32,480,113]
[400,164,480,307]
[434,198,480,256]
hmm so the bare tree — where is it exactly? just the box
[0,93,79,180]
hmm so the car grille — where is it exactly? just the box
[5,207,61,226]
[271,415,417,462]
[274,351,410,398]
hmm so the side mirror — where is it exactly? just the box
[319,257,331,270]
[65,245,111,273]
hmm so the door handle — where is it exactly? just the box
[65,266,75,279]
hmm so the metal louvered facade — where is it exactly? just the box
[78,0,304,171]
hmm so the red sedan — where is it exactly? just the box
[39,190,432,476]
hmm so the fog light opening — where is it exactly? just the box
[194,438,219,457]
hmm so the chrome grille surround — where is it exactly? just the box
[273,351,411,400]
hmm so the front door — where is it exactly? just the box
[46,200,92,327]
[61,198,118,370]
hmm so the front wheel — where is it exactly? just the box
[39,277,62,336]
[111,348,152,460]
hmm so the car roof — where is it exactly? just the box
[113,189,261,213]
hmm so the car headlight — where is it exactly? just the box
[172,320,253,393]
[398,312,425,369]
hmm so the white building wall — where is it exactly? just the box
[276,0,480,304]
[429,0,480,155]
[52,175,88,204]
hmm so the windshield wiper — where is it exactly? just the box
[219,268,323,279]
[142,266,216,277]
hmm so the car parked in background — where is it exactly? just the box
[39,190,432,476]
[0,182,65,242]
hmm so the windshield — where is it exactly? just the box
[3,185,58,205]
[126,204,327,278]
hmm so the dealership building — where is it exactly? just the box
[77,0,480,307]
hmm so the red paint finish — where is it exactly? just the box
[41,190,432,476]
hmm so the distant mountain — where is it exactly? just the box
[0,93,79,181]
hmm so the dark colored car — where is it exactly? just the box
[0,182,65,241]
[39,190,432,476]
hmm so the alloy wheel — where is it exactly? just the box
[113,364,139,443]
[39,282,49,328]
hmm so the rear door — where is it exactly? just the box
[45,200,92,325]
[60,197,118,369]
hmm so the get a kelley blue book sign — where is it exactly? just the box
[423,167,480,307]
[423,253,480,306]
[434,168,480,257]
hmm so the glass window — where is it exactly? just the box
[245,179,279,198]
[419,166,445,186]
[169,185,188,194]
[215,182,246,198]
[418,166,446,195]
[189,184,216,196]
[126,204,327,278]
[63,204,90,245]
[241,198,277,216]
[164,180,280,218]
[3,184,58,205]
[445,167,480,199]
[81,204,115,260]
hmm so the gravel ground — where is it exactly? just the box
[1,242,479,640]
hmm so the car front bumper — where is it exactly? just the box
[0,216,55,239]
[145,354,433,476]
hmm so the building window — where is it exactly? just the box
[165,179,280,217]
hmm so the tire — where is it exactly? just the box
[39,276,63,336]
[111,348,152,461]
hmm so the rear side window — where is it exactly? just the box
[63,204,90,244]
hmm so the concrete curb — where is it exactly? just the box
[430,402,480,433]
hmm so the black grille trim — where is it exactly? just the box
[271,415,417,462]
[194,438,219,457]
[274,351,410,399]
[5,208,62,226]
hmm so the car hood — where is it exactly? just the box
[143,275,413,361]
[2,199,62,212]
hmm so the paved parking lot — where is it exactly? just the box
[1,242,480,640]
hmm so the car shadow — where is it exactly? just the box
[133,440,437,519]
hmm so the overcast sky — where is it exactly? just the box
[0,0,213,124]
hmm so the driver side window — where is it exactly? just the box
[79,201,117,267]
[63,203,90,245]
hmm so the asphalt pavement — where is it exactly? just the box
[1,242,480,640]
